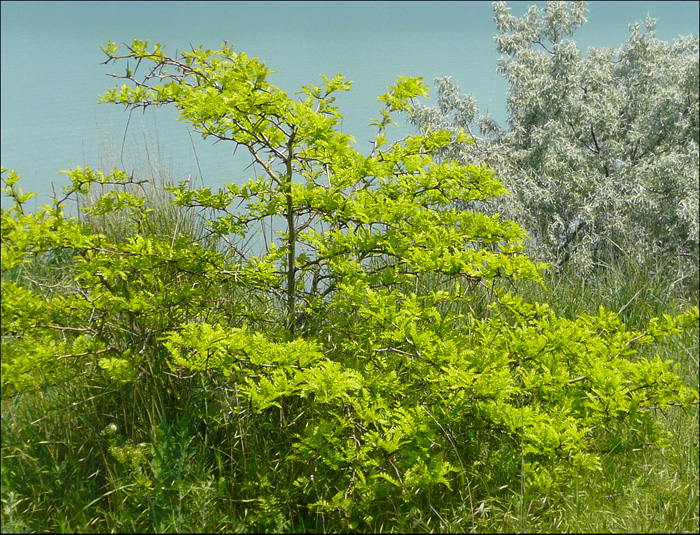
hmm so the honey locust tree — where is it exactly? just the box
[2,39,698,531]
[408,1,699,280]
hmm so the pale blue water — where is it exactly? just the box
[1,1,698,211]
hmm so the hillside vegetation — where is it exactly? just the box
[2,4,698,532]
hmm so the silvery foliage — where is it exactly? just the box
[408,1,699,281]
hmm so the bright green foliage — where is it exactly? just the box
[1,38,698,532]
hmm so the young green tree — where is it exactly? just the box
[408,1,699,281]
[95,39,542,337]
[2,38,698,531]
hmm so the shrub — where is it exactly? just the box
[1,38,697,531]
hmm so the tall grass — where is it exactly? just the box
[77,128,215,251]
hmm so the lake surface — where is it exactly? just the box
[1,1,698,211]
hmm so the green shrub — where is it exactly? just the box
[1,38,697,532]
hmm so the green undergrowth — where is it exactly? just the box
[2,169,697,533]
[2,37,698,533]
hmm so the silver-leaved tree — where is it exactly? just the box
[408,1,699,282]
